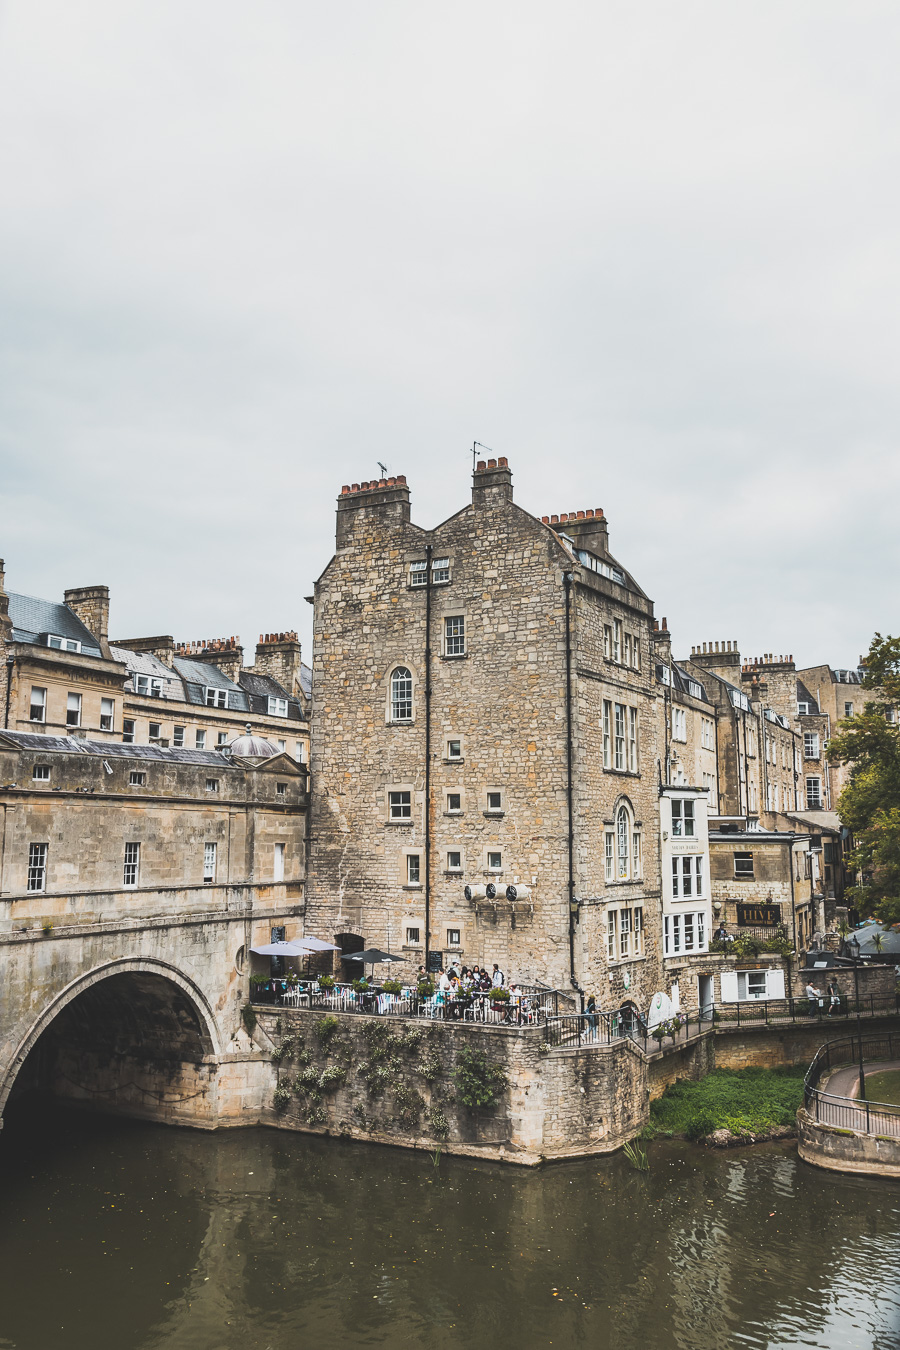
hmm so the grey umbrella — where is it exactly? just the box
[345,948,403,981]
[249,940,314,956]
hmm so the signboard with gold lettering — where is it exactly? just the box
[737,903,781,927]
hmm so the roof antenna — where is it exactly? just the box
[377,461,388,478]
[472,441,494,472]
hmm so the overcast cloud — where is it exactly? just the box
[1,1,897,671]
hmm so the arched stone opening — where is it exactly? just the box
[2,961,222,1130]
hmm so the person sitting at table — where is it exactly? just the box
[478,967,493,992]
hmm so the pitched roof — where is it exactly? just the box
[173,657,250,710]
[0,729,238,766]
[7,591,103,657]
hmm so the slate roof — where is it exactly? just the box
[0,729,237,766]
[796,679,820,714]
[7,591,103,657]
[110,646,185,699]
[300,663,312,697]
[238,670,305,721]
[173,657,250,710]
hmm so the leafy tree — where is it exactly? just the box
[828,634,900,923]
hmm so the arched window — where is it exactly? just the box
[616,805,630,880]
[390,667,413,722]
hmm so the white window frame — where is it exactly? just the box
[134,674,163,697]
[446,738,462,760]
[604,625,612,660]
[268,696,288,717]
[804,732,820,760]
[33,764,50,782]
[671,798,695,838]
[390,667,413,722]
[487,850,502,871]
[613,620,622,663]
[48,634,81,652]
[432,556,451,584]
[614,703,626,771]
[205,687,228,708]
[27,842,48,892]
[672,708,687,743]
[406,926,421,946]
[66,692,81,727]
[406,854,421,885]
[446,851,462,872]
[444,615,466,657]
[616,805,630,880]
[123,842,140,888]
[447,928,461,946]
[122,719,136,744]
[806,776,822,808]
[663,911,707,957]
[734,851,754,878]
[602,700,612,769]
[30,686,46,722]
[206,778,219,793]
[204,841,217,883]
[628,706,638,772]
[195,730,206,749]
[607,909,617,959]
[389,790,412,820]
[409,559,427,587]
[671,855,704,899]
[446,792,462,814]
[129,770,146,787]
[100,697,114,731]
[604,830,614,882]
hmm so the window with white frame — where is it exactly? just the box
[619,905,632,957]
[134,674,163,697]
[409,559,427,587]
[149,723,162,742]
[389,790,411,819]
[295,741,305,762]
[446,738,462,760]
[804,732,820,759]
[612,905,644,959]
[624,633,632,667]
[406,854,421,884]
[671,798,695,837]
[268,696,288,717]
[602,701,612,769]
[33,764,50,782]
[672,708,687,742]
[738,970,768,1000]
[701,717,714,750]
[204,842,217,882]
[447,792,461,813]
[806,776,822,808]
[275,739,286,752]
[406,926,421,945]
[632,635,641,670]
[122,719,135,744]
[607,909,617,959]
[702,771,717,811]
[129,771,145,786]
[671,855,704,898]
[614,703,626,770]
[123,842,140,888]
[444,615,466,656]
[195,730,206,749]
[663,911,707,956]
[48,634,80,652]
[748,778,758,812]
[390,667,413,722]
[616,805,630,879]
[30,687,46,722]
[205,687,228,708]
[632,831,642,879]
[217,731,228,747]
[66,692,81,727]
[447,928,461,946]
[487,850,502,871]
[797,701,810,715]
[628,707,638,771]
[486,790,502,812]
[206,778,219,793]
[603,625,612,659]
[432,556,450,584]
[27,842,48,892]
[276,781,287,797]
[844,701,854,718]
[604,830,614,882]
[447,851,462,871]
[613,620,622,663]
[747,727,756,756]
[100,697,114,731]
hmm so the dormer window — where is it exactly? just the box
[48,635,81,652]
[205,688,228,708]
[267,696,288,717]
[134,675,163,697]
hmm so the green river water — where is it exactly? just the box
[0,1101,898,1350]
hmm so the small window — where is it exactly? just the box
[806,776,822,808]
[33,765,50,782]
[447,739,462,760]
[27,842,48,892]
[173,725,185,747]
[30,687,47,722]
[486,791,502,812]
[604,830,614,882]
[390,667,413,722]
[409,559,427,587]
[432,556,450,584]
[205,688,228,708]
[122,719,136,744]
[276,782,287,796]
[129,771,146,787]
[844,702,854,718]
[447,851,462,871]
[804,732,820,760]
[447,928,461,946]
[267,696,288,717]
[797,701,810,715]
[672,708,687,742]
[734,852,754,878]
[444,615,466,656]
[613,620,622,663]
[66,692,81,727]
[447,792,461,813]
[389,790,411,819]
[216,731,228,747]
[48,634,81,652]
[671,799,695,837]
[274,842,285,882]
[195,730,206,749]
[603,625,612,659]
[275,739,286,752]
[100,698,114,731]
[206,778,219,793]
[406,927,421,945]
[204,841,217,883]
[133,674,163,697]
[407,855,421,884]
[123,842,140,888]
[149,722,161,741]
[487,850,502,871]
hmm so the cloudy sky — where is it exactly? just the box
[1,1,897,671]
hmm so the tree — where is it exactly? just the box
[828,634,900,923]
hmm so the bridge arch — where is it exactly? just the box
[0,957,223,1124]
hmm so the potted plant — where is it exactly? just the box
[382,979,403,995]
[351,978,370,994]
[317,974,335,991]
[417,977,435,999]
[490,987,511,1009]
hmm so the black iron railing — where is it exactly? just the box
[249,980,569,1024]
[712,994,899,1027]
[543,1006,714,1053]
[804,1033,900,1137]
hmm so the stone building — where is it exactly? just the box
[305,460,665,1014]
[0,561,310,763]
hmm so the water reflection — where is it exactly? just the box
[1,1101,899,1350]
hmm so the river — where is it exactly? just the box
[1,1100,898,1350]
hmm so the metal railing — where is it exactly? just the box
[544,1006,714,1053]
[249,980,566,1024]
[804,1033,900,1137]
[712,994,899,1028]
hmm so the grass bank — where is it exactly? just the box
[646,1066,806,1141]
[863,1068,900,1107]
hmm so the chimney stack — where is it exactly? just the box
[64,585,111,658]
[472,457,513,507]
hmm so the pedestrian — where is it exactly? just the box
[492,963,505,989]
[828,978,841,1015]
[806,981,821,1014]
[582,993,599,1042]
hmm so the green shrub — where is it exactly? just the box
[647,1066,805,1140]
[314,1015,340,1045]
[241,1003,257,1035]
[684,1111,718,1141]
[382,979,403,994]
[453,1046,507,1109]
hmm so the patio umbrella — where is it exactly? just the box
[345,948,403,980]
[294,937,340,951]
[249,940,313,956]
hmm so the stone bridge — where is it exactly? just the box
[0,895,276,1130]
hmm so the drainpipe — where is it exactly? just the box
[563,572,584,1006]
[4,656,13,729]
[788,835,798,1001]
[424,544,433,974]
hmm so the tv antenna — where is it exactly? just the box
[377,461,388,478]
[472,441,495,472]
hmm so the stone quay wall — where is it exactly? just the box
[797,1107,900,1179]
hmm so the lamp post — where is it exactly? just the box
[847,935,866,1102]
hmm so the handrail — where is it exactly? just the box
[803,1031,900,1137]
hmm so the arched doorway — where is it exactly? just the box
[1,960,221,1129]
[336,931,365,980]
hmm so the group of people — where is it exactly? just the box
[417,962,529,1020]
[806,978,842,1015]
